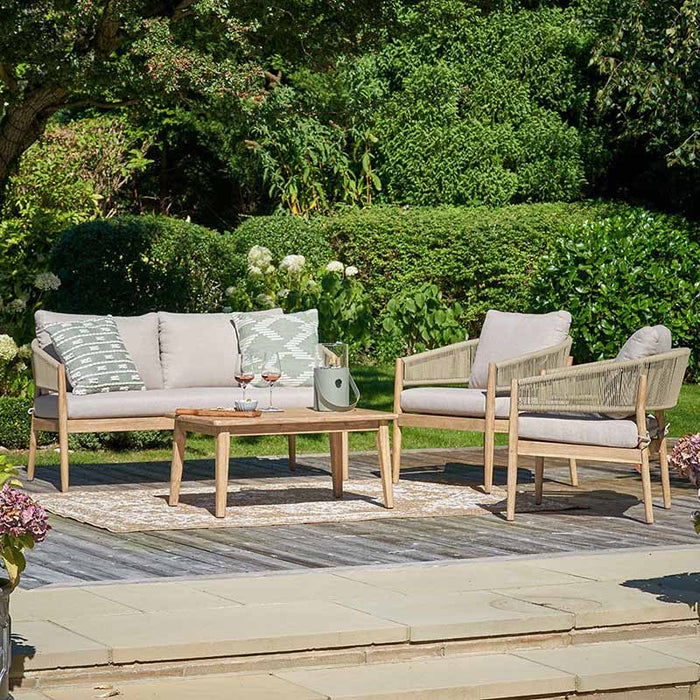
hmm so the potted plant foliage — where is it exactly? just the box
[0,456,50,699]
[669,434,700,533]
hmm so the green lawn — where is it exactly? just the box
[12,366,700,466]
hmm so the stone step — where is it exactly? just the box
[14,636,700,699]
[10,546,700,687]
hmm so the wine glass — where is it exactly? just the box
[261,352,282,412]
[234,354,256,403]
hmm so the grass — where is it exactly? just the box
[12,366,700,467]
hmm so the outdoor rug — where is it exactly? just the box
[36,478,577,532]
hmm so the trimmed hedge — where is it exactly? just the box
[232,214,333,268]
[51,215,242,316]
[0,397,41,450]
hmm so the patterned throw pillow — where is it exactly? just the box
[236,309,319,387]
[45,318,146,395]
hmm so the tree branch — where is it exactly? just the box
[65,98,140,110]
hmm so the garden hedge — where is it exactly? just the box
[0,397,40,450]
[51,215,243,316]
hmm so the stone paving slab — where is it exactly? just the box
[337,561,586,596]
[11,588,137,622]
[534,547,700,582]
[517,641,700,693]
[189,572,403,606]
[83,580,239,613]
[277,652,575,699]
[637,636,700,665]
[52,601,408,664]
[341,590,573,642]
[11,620,110,671]
[495,580,697,628]
[36,673,326,700]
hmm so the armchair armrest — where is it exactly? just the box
[31,339,63,394]
[493,337,572,390]
[402,339,477,387]
[515,348,689,414]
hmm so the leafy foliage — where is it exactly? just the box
[51,215,241,315]
[531,209,700,379]
[383,284,465,355]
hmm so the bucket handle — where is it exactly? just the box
[316,372,361,412]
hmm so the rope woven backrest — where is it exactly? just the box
[403,340,477,386]
[495,338,572,390]
[517,348,689,413]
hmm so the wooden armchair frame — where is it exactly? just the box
[505,348,690,523]
[393,337,573,492]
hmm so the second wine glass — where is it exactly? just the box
[261,352,282,412]
[234,354,256,403]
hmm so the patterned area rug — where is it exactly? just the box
[36,478,575,532]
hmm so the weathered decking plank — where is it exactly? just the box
[18,447,700,589]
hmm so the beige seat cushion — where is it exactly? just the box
[518,412,649,448]
[401,387,510,419]
[35,386,314,420]
[469,310,571,389]
[615,325,672,362]
[35,311,163,390]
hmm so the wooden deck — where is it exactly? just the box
[19,447,700,590]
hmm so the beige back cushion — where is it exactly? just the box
[615,325,672,362]
[469,310,572,389]
[35,310,163,390]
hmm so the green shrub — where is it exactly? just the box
[0,397,43,449]
[69,431,171,451]
[531,209,700,380]
[233,214,333,268]
[51,215,241,315]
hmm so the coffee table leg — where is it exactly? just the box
[341,432,349,480]
[215,431,231,518]
[377,423,394,509]
[329,432,344,498]
[169,422,186,507]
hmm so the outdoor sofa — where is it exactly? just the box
[28,310,312,491]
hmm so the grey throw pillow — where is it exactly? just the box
[469,310,572,389]
[236,309,319,387]
[615,325,672,362]
[45,318,146,396]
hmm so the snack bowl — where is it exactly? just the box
[234,398,258,412]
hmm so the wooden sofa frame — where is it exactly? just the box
[27,340,302,491]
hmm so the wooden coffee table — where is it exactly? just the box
[168,408,396,517]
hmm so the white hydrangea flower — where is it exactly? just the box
[225,286,235,297]
[34,271,61,291]
[0,335,18,362]
[7,298,26,312]
[326,260,344,273]
[255,293,275,308]
[17,344,32,360]
[265,264,276,274]
[278,288,290,299]
[345,265,359,277]
[306,279,320,292]
[279,254,306,274]
[247,265,263,278]
[247,245,273,269]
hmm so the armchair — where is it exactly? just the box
[505,348,690,523]
[393,318,574,492]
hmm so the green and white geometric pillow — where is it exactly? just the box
[45,317,146,395]
[236,309,319,387]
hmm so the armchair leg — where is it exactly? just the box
[506,380,519,522]
[392,420,402,484]
[568,459,579,487]
[484,428,494,495]
[639,449,654,524]
[656,412,671,509]
[27,416,38,481]
[534,457,544,505]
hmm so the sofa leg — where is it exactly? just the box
[59,423,69,492]
[568,458,579,487]
[391,420,402,484]
[27,416,38,481]
[640,449,654,525]
[288,435,296,471]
